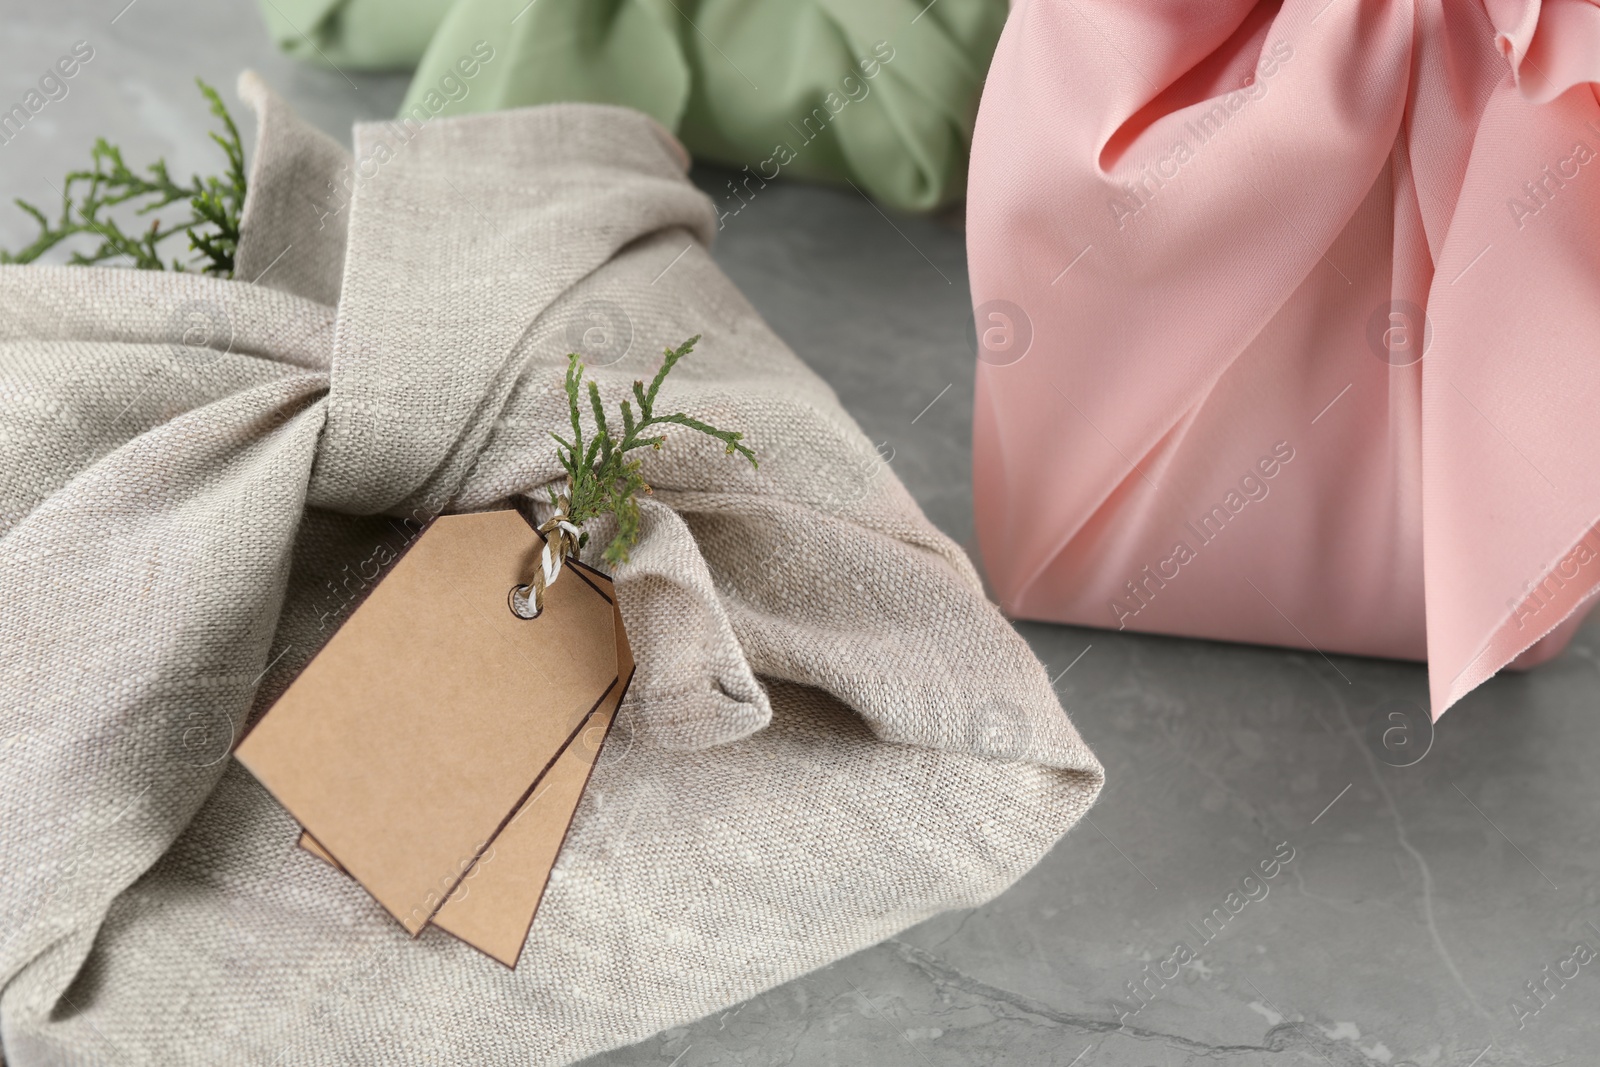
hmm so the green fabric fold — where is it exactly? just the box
[257,0,1006,211]
[258,0,458,70]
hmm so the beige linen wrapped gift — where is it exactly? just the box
[0,73,1102,1065]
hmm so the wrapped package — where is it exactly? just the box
[259,0,1006,211]
[0,73,1101,1064]
[968,0,1600,718]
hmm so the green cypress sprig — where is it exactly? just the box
[0,78,246,276]
[551,335,757,566]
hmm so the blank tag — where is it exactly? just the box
[236,509,621,935]
[298,566,635,967]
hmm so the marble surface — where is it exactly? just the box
[6,3,1599,1065]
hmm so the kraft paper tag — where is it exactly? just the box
[299,566,634,967]
[236,509,621,935]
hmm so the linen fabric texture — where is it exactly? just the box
[0,73,1102,1064]
[259,0,1004,212]
[968,0,1600,719]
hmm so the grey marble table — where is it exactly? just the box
[5,3,1597,1065]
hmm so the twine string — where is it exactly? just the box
[513,490,581,618]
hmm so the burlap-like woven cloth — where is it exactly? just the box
[0,73,1102,1065]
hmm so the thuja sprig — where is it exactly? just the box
[0,78,246,276]
[551,335,757,566]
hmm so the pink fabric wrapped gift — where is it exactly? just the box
[968,0,1600,718]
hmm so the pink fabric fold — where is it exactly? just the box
[968,0,1600,718]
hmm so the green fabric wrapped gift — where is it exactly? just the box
[257,0,1005,211]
